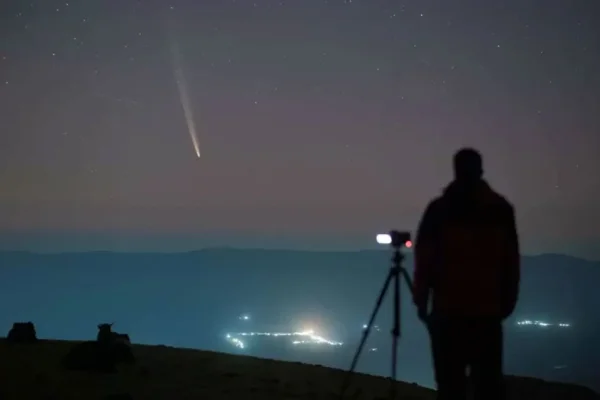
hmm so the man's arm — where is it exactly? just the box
[502,204,521,319]
[413,200,439,318]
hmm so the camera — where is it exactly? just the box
[376,230,412,248]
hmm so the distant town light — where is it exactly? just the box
[516,319,571,328]
[225,329,343,349]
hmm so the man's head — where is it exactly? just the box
[453,148,483,182]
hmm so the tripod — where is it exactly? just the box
[340,245,414,399]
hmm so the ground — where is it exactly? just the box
[0,339,597,400]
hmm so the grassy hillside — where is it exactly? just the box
[0,339,598,400]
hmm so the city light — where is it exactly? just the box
[225,329,343,349]
[516,320,571,328]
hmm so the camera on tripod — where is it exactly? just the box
[341,229,415,399]
[376,230,412,249]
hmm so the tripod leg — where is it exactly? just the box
[400,267,414,294]
[340,268,395,399]
[390,266,400,399]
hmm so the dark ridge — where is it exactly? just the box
[1,339,598,400]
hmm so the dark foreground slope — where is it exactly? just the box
[0,339,598,400]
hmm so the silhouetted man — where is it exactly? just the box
[413,148,520,400]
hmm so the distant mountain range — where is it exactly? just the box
[1,248,598,321]
[1,248,598,322]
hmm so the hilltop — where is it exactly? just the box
[1,339,598,400]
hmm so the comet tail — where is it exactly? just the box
[169,34,201,158]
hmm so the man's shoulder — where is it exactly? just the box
[487,188,515,214]
[424,196,445,214]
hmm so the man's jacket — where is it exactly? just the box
[413,179,520,319]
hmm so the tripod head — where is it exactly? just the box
[376,230,412,263]
[376,230,412,249]
[377,230,414,291]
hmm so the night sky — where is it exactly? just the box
[1,0,598,257]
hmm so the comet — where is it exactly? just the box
[168,28,201,158]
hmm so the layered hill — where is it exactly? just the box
[1,339,598,400]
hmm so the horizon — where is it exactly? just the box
[1,246,599,263]
[0,230,598,260]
